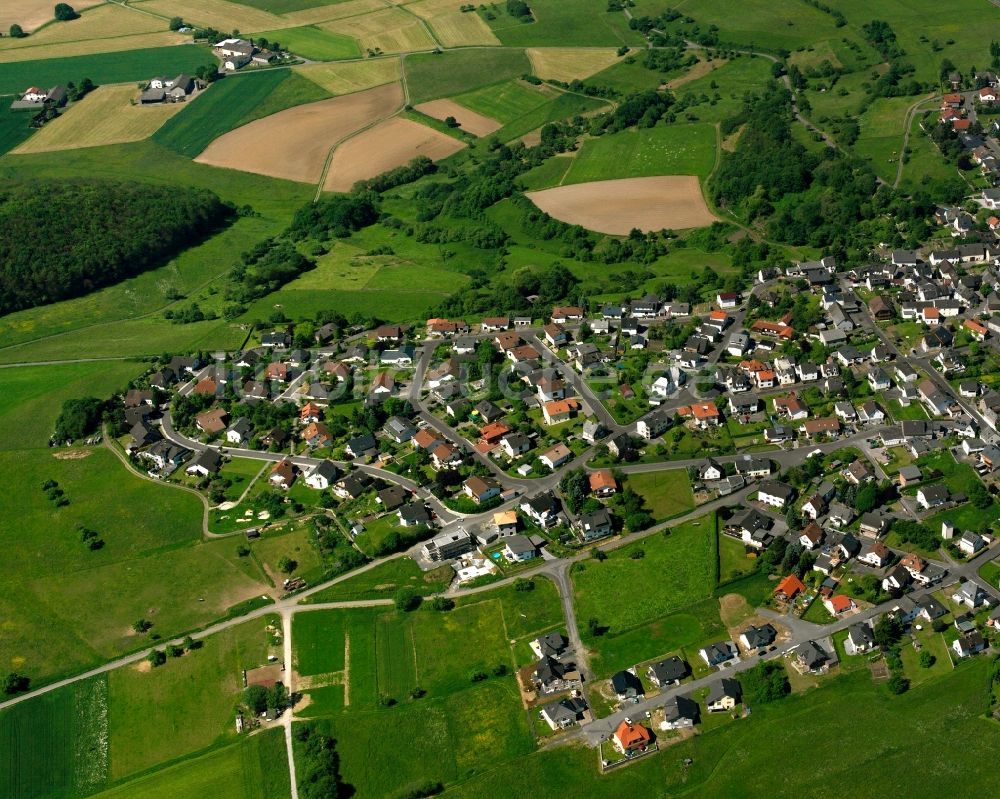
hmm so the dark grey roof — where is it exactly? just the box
[648,656,687,684]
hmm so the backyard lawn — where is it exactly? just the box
[626,469,695,521]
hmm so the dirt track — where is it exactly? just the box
[323,117,465,192]
[525,175,717,234]
[195,82,403,184]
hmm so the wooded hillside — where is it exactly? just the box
[0,179,233,315]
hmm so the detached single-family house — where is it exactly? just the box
[705,678,741,713]
[699,641,738,668]
[646,656,688,688]
[756,480,795,509]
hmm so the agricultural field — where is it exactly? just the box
[134,0,290,33]
[320,8,435,55]
[404,48,532,104]
[250,24,361,60]
[414,99,501,136]
[403,0,500,47]
[295,57,401,95]
[323,116,465,191]
[0,101,34,155]
[626,469,694,521]
[234,70,332,125]
[526,47,622,82]
[12,83,185,154]
[527,175,717,235]
[0,3,171,55]
[484,0,641,47]
[93,730,290,799]
[197,82,404,183]
[562,123,718,185]
[0,44,216,94]
[153,69,293,157]
[453,79,554,125]
[0,0,102,33]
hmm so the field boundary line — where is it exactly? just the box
[313,100,405,200]
[343,631,351,706]
[385,0,443,48]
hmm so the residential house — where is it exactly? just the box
[773,574,806,602]
[660,696,699,730]
[185,449,221,477]
[739,624,776,652]
[647,656,688,688]
[705,679,742,713]
[269,459,295,489]
[304,461,339,490]
[610,669,643,701]
[398,503,431,527]
[521,493,559,527]
[540,697,588,730]
[540,443,572,470]
[844,622,876,655]
[503,534,540,563]
[345,432,377,459]
[589,469,618,496]
[794,641,830,673]
[463,476,501,505]
[575,508,613,541]
[756,480,795,509]
[699,641,738,668]
[612,721,653,754]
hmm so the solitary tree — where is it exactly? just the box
[54,3,79,20]
[3,672,30,695]
[394,587,420,612]
[9,24,25,38]
[168,16,183,30]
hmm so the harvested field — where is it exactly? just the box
[12,83,185,154]
[280,0,385,25]
[667,57,727,88]
[525,175,717,234]
[0,31,186,62]
[195,81,403,183]
[403,0,499,46]
[135,0,287,32]
[0,0,102,33]
[323,116,464,191]
[0,3,164,52]
[295,58,400,95]
[320,8,435,54]
[414,98,500,136]
[526,47,622,82]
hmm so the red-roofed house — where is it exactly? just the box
[773,574,806,601]
[612,720,653,754]
[823,594,856,615]
[589,469,618,496]
[953,118,971,131]
[542,398,580,425]
[689,401,720,428]
[964,319,988,341]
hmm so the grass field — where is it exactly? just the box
[320,8,435,54]
[0,44,215,94]
[93,729,290,799]
[108,615,274,779]
[485,0,641,47]
[295,57,400,94]
[560,123,717,185]
[302,558,453,602]
[571,514,716,636]
[234,70,332,125]
[625,469,694,521]
[852,96,921,184]
[453,79,553,125]
[668,54,775,124]
[444,658,1000,798]
[252,24,361,60]
[0,33,188,64]
[405,48,532,104]
[0,101,34,154]
[0,676,111,797]
[153,70,291,157]
[718,535,756,582]
[13,83,185,154]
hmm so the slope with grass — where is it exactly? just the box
[251,24,361,60]
[484,0,640,47]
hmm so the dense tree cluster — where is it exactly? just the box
[0,180,233,315]
[54,397,105,441]
[351,156,436,194]
[295,724,349,799]
[289,194,379,239]
[741,660,790,704]
[226,240,315,307]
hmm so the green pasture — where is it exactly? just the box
[405,49,532,103]
[625,469,694,521]
[0,45,216,95]
[454,79,552,124]
[251,25,360,61]
[484,0,641,47]
[302,558,453,602]
[560,123,717,185]
[0,100,34,155]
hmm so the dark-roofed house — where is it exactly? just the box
[530,632,568,659]
[844,621,875,655]
[794,641,830,673]
[185,448,221,477]
[660,695,699,730]
[699,640,738,667]
[738,624,776,652]
[398,503,431,527]
[610,669,643,701]
[646,656,688,688]
[705,678,742,713]
[539,696,588,730]
[377,485,408,511]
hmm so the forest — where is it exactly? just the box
[0,179,233,314]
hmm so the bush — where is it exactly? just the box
[54,397,104,441]
[742,660,790,704]
[9,24,25,38]
[244,684,269,714]
[591,547,607,562]
[394,588,421,612]
[147,649,166,667]
[470,670,488,682]
[887,674,910,694]
[166,644,184,658]
[431,596,454,611]
[393,782,444,799]
[3,672,30,695]
[918,651,935,669]
[512,577,534,592]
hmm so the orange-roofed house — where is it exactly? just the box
[612,720,653,754]
[193,376,218,396]
[689,401,720,428]
[589,469,618,497]
[542,398,580,425]
[300,402,323,424]
[954,118,971,131]
[755,370,776,389]
[823,594,856,615]
[551,306,584,323]
[988,215,1000,230]
[412,429,441,451]
[738,359,767,375]
[942,93,963,108]
[480,421,512,445]
[964,319,988,341]
[773,574,806,601]
[921,306,940,326]
[302,421,333,449]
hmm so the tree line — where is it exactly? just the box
[0,179,233,315]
